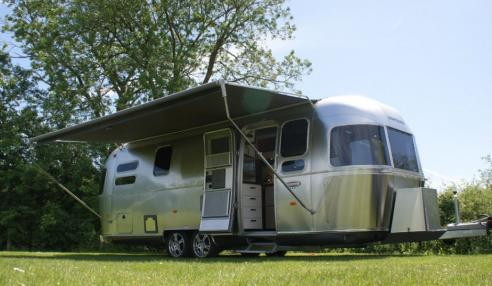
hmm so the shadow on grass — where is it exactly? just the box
[0,252,422,263]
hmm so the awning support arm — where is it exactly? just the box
[219,80,316,215]
[34,163,102,219]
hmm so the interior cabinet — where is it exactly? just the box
[241,183,262,229]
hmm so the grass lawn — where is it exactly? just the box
[1,251,491,285]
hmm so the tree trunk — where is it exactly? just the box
[202,37,225,84]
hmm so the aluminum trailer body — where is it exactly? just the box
[33,81,490,258]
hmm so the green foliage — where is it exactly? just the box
[0,51,103,250]
[4,0,311,114]
[1,0,311,251]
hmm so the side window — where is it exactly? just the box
[281,119,309,157]
[387,127,419,172]
[281,159,305,172]
[117,161,138,172]
[115,176,136,185]
[115,161,138,186]
[209,136,229,154]
[154,146,173,176]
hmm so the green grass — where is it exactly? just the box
[1,251,491,285]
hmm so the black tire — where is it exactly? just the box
[166,231,192,258]
[240,252,260,257]
[266,251,287,257]
[191,232,220,258]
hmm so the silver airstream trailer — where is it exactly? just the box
[34,80,490,258]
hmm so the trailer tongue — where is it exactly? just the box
[440,189,491,240]
[440,216,491,240]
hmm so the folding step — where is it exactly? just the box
[242,231,277,237]
[236,242,278,253]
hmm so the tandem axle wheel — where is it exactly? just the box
[165,231,220,258]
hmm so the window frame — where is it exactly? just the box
[153,145,173,176]
[386,127,421,173]
[205,130,233,156]
[327,123,391,168]
[279,118,310,159]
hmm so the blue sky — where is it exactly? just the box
[1,1,491,188]
[270,0,491,187]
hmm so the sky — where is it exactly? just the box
[1,1,491,188]
[269,0,492,188]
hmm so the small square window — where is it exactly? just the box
[210,137,229,154]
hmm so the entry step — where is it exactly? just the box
[242,231,277,237]
[237,242,278,253]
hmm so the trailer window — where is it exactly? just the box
[387,127,419,172]
[330,125,389,166]
[210,137,229,154]
[281,119,308,157]
[154,146,173,176]
[115,176,136,185]
[117,161,138,172]
[282,159,305,172]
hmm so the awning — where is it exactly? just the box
[32,81,311,144]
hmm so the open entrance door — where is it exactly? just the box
[240,126,278,232]
[199,129,236,232]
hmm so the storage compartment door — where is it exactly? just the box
[391,188,441,233]
[200,129,236,232]
[116,212,133,234]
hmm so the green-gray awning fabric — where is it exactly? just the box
[32,81,309,144]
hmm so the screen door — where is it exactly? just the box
[200,129,236,232]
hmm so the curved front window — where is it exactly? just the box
[330,125,389,167]
[387,127,419,172]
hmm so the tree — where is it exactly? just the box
[0,49,41,249]
[0,50,102,250]
[5,0,311,116]
[1,0,311,250]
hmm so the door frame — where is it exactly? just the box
[199,128,237,233]
[237,122,280,234]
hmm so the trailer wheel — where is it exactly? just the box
[266,251,287,257]
[191,232,219,258]
[166,231,192,258]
